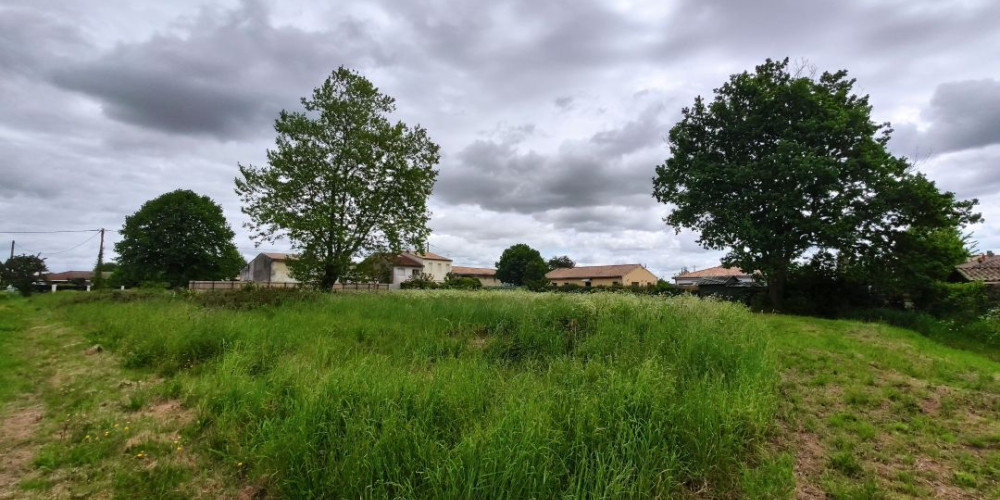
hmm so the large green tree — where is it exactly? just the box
[115,190,245,288]
[236,67,440,289]
[547,255,575,270]
[653,58,979,308]
[1,254,47,296]
[496,244,548,287]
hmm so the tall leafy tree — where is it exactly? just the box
[236,67,440,289]
[653,58,979,308]
[115,190,245,288]
[547,255,575,270]
[1,254,47,296]
[496,244,548,287]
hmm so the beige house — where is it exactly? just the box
[672,266,755,289]
[546,264,659,288]
[241,252,298,283]
[451,266,501,287]
[400,251,452,282]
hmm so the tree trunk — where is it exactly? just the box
[768,266,787,311]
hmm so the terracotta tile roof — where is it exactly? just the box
[406,251,452,262]
[263,252,295,261]
[673,266,749,279]
[394,254,424,268]
[954,254,1000,282]
[45,271,94,281]
[451,266,496,277]
[546,264,645,280]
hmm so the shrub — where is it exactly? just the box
[442,275,482,290]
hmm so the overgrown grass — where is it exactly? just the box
[0,295,32,405]
[49,291,779,498]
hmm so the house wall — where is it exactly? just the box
[242,255,298,283]
[270,261,297,282]
[391,266,421,289]
[421,260,451,282]
[622,267,658,287]
[475,276,501,287]
[551,277,623,287]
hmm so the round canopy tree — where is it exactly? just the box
[653,58,979,308]
[1,254,47,296]
[115,189,245,288]
[236,67,440,289]
[496,243,548,287]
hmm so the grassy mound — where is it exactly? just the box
[57,291,778,498]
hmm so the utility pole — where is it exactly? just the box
[93,229,106,289]
[8,240,12,260]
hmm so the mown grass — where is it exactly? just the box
[47,290,781,498]
[765,314,1000,498]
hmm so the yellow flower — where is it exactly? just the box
[136,452,145,458]
[177,446,183,451]
[237,462,243,467]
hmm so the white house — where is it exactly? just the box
[241,253,298,283]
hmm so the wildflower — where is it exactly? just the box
[237,462,243,467]
[136,452,145,459]
[104,431,110,436]
[123,426,129,431]
[177,446,183,452]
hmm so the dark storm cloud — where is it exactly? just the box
[923,80,1000,153]
[436,103,668,213]
[49,1,384,140]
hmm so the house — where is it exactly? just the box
[241,252,298,283]
[42,271,112,289]
[672,266,756,289]
[451,266,501,287]
[950,252,1000,285]
[546,264,658,288]
[400,251,453,282]
[390,254,425,288]
[388,251,453,288]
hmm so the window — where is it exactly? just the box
[612,281,620,286]
[632,282,640,286]
[584,281,591,288]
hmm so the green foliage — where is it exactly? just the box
[925,281,992,319]
[114,190,244,289]
[400,273,438,289]
[653,58,979,308]
[345,252,394,284]
[1,254,47,296]
[495,243,548,287]
[236,66,440,289]
[546,255,575,270]
[56,292,777,498]
[443,274,482,290]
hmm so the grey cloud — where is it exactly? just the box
[436,105,667,214]
[49,1,383,139]
[923,80,1000,153]
[0,5,89,77]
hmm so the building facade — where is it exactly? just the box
[546,264,659,288]
[240,253,298,283]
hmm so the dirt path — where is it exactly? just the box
[0,306,239,499]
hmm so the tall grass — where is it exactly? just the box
[55,291,777,498]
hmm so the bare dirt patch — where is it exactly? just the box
[0,401,44,499]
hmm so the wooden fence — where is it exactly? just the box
[188,281,390,292]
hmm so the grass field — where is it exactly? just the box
[0,290,997,498]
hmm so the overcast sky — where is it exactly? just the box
[3,0,999,280]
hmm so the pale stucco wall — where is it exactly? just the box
[422,260,451,282]
[270,261,298,283]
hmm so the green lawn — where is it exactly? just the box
[0,290,996,499]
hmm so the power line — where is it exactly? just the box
[41,232,102,255]
[0,229,102,234]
